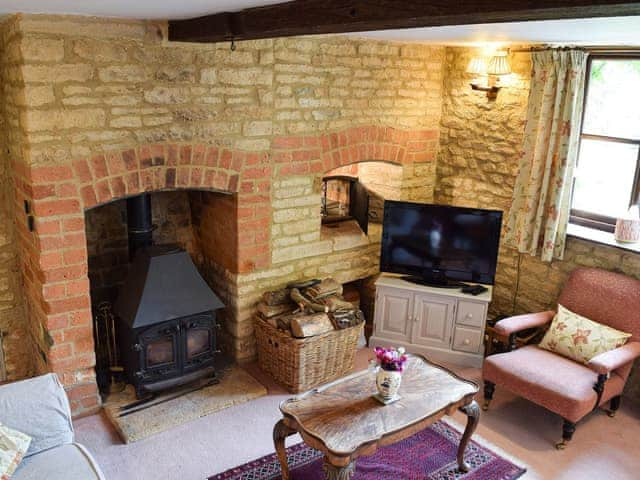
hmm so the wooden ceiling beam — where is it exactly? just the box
[168,0,640,43]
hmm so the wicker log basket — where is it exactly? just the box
[254,316,363,393]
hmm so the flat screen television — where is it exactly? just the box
[380,201,503,287]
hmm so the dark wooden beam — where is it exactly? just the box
[168,0,640,43]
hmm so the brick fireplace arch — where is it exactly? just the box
[17,142,270,414]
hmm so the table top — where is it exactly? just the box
[279,354,478,456]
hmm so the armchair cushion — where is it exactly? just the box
[493,310,555,336]
[538,304,631,365]
[483,345,626,423]
[0,374,74,457]
[588,341,640,375]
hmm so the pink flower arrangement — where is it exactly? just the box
[374,346,408,372]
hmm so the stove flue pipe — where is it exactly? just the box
[126,193,153,260]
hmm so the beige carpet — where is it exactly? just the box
[103,366,268,443]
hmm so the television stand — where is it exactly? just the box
[402,275,464,289]
[371,275,492,368]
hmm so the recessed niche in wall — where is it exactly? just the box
[324,161,403,225]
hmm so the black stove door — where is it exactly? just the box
[181,313,216,374]
[138,321,181,382]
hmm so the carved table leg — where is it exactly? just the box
[323,458,356,480]
[273,419,295,480]
[457,400,480,472]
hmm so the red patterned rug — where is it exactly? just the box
[209,421,526,480]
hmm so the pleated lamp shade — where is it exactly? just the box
[487,53,512,75]
[466,57,487,75]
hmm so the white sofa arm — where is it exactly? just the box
[0,373,74,457]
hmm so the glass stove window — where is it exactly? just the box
[187,329,210,358]
[570,56,640,232]
[146,336,174,366]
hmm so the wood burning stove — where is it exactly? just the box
[113,194,224,399]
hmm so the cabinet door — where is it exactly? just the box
[375,287,414,343]
[411,294,455,349]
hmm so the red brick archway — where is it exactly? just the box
[271,125,437,176]
[14,142,271,414]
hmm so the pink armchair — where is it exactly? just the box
[483,268,640,449]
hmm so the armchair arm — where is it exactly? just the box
[588,342,640,375]
[493,310,555,337]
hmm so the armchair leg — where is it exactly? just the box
[483,381,495,411]
[555,419,576,450]
[608,396,621,418]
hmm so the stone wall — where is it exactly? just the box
[0,14,444,412]
[0,17,32,380]
[85,200,128,306]
[437,47,640,401]
[2,12,639,410]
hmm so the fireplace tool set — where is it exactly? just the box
[93,301,125,395]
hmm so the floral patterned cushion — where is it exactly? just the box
[0,423,31,480]
[539,304,632,365]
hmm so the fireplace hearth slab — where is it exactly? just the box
[103,365,267,443]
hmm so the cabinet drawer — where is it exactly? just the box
[456,301,486,328]
[452,326,483,353]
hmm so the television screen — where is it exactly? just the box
[380,201,503,285]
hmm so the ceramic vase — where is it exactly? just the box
[376,367,402,399]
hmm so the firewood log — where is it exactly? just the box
[257,301,294,318]
[322,296,356,312]
[331,309,365,329]
[290,313,334,338]
[304,278,343,300]
[262,288,291,306]
[290,288,329,313]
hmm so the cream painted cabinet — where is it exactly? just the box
[370,275,492,368]
[411,294,455,349]
[375,287,414,343]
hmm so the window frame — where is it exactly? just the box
[570,53,640,233]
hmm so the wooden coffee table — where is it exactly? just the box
[273,354,479,480]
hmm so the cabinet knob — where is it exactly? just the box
[466,313,473,318]
[463,338,471,345]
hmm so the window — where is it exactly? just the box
[570,55,640,232]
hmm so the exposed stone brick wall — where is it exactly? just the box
[437,47,640,402]
[0,14,444,412]
[151,191,199,255]
[85,200,128,306]
[0,17,33,380]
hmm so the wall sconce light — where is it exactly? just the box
[467,51,512,99]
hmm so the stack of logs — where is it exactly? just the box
[257,278,364,338]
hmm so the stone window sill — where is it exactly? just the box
[567,223,640,255]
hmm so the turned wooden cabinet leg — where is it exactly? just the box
[457,400,480,472]
[273,419,295,480]
[555,419,576,450]
[608,395,621,417]
[323,458,356,480]
[483,381,495,411]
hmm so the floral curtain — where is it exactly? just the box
[505,49,588,262]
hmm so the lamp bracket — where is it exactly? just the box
[470,83,501,100]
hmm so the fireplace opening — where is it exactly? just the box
[86,190,233,398]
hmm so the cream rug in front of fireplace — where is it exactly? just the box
[103,366,268,443]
